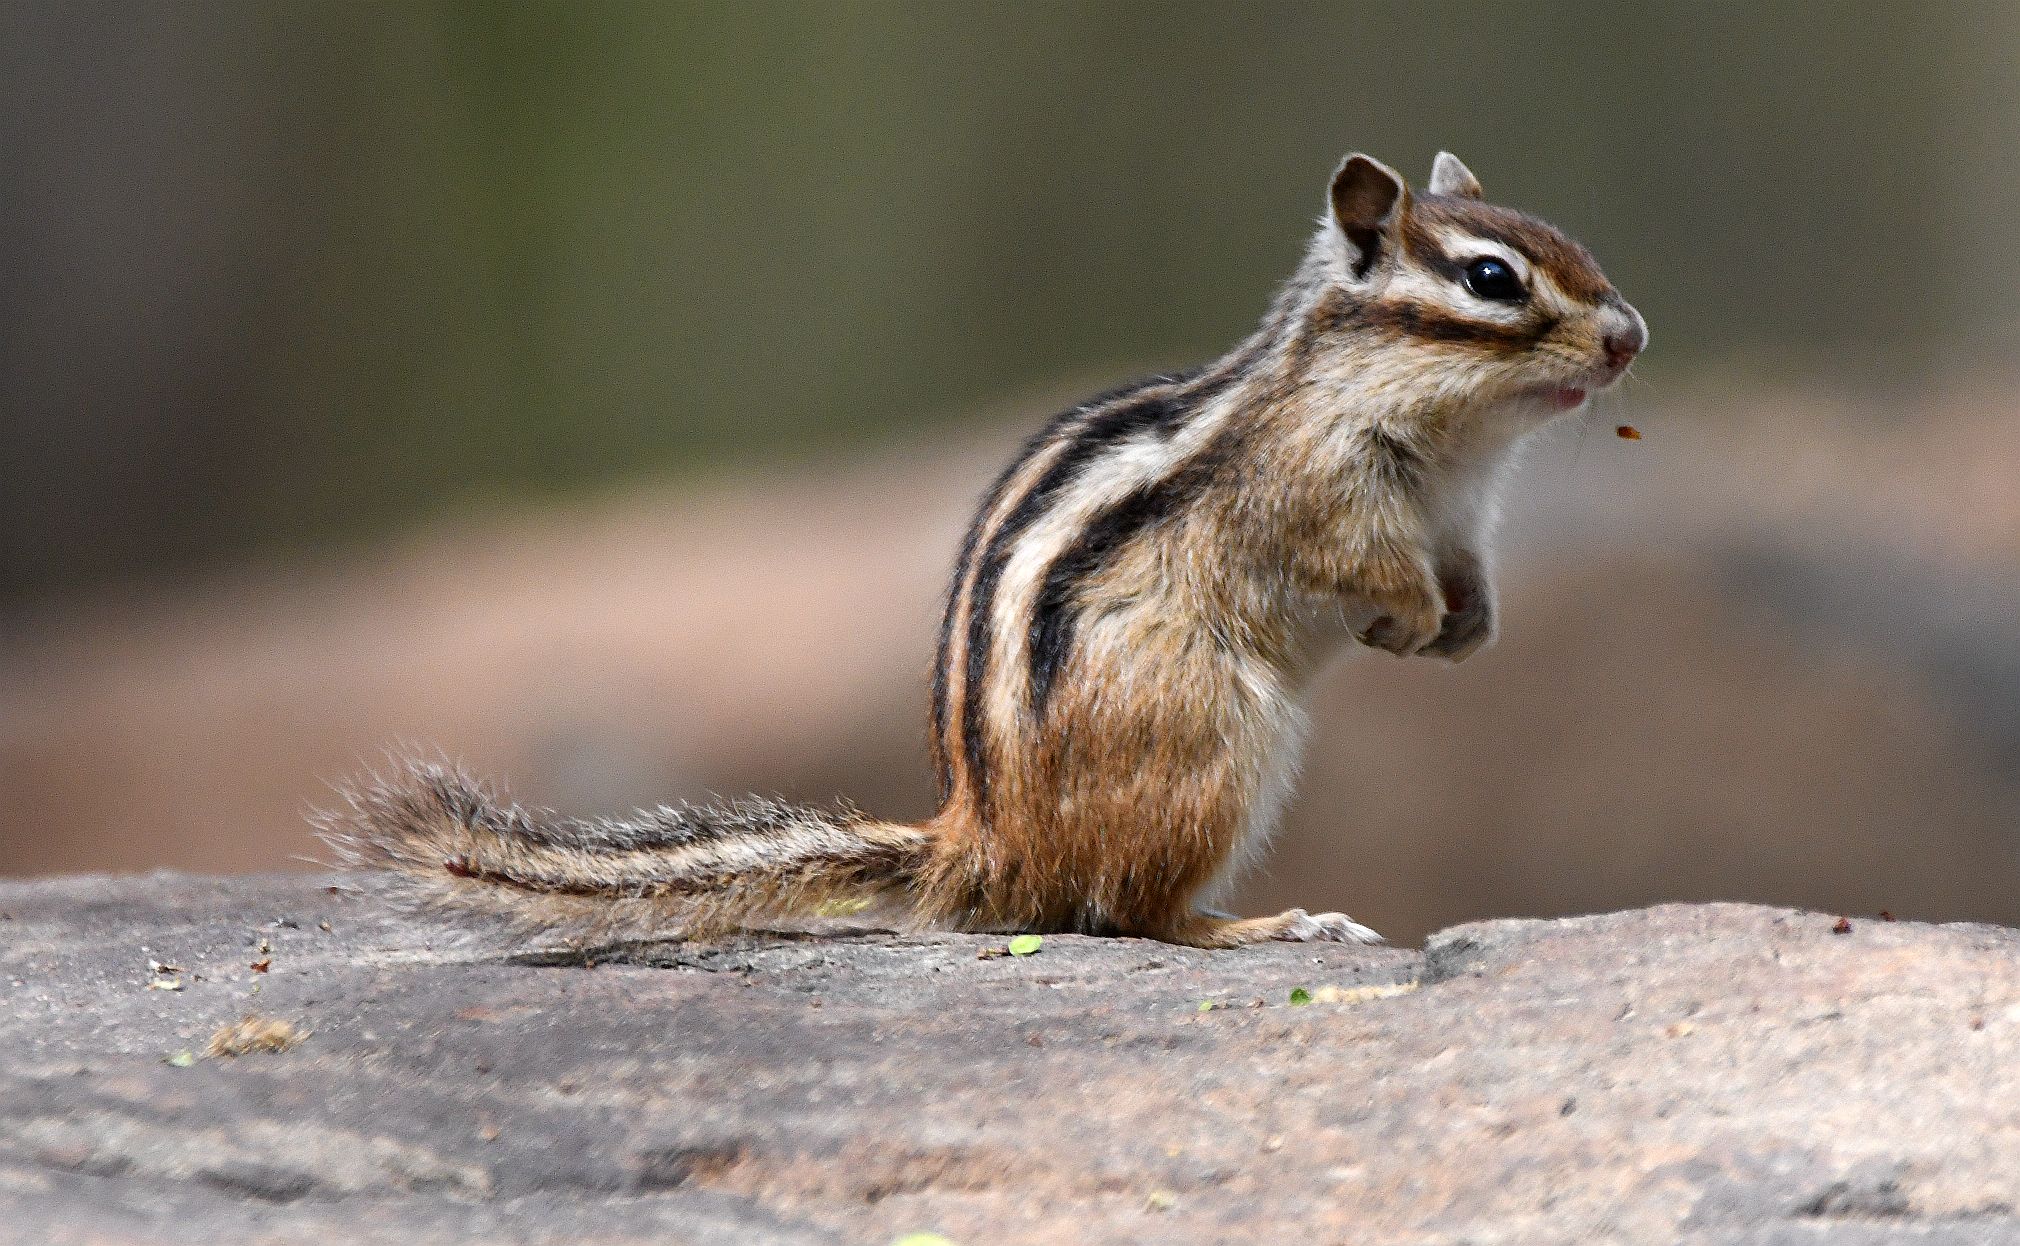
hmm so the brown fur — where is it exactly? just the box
[322,152,1644,950]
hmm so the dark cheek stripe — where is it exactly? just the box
[1347,299,1559,350]
[1303,284,1562,353]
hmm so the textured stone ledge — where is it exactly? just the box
[3,873,2017,1244]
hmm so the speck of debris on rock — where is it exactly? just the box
[1832,917,1853,935]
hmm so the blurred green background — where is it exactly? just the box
[6,3,2020,943]
[6,1,2017,601]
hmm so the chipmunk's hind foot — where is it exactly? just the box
[1271,908,1385,944]
[1155,907,1385,948]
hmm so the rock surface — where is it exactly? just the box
[3,874,2019,1244]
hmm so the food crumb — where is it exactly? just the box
[1879,910,1896,922]
[1831,916,1853,935]
[205,1014,307,1058]
[1615,424,1642,439]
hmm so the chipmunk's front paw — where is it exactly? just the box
[1272,908,1386,944]
[1418,553,1496,662]
[1423,584,1495,662]
[1355,579,1445,657]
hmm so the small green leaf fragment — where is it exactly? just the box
[1007,934,1043,957]
[1288,987,1313,1007]
[165,1050,196,1068]
[1197,999,1216,1012]
[815,897,872,918]
[891,1235,959,1246]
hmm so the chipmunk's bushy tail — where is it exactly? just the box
[315,758,932,944]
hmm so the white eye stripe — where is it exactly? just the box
[1429,229,1531,285]
[1424,228,1586,314]
[1381,265,1527,325]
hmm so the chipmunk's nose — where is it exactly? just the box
[1601,302,1648,372]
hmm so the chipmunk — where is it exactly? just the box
[321,151,1645,949]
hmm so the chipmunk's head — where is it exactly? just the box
[1306,151,1645,416]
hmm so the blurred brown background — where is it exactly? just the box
[4,3,2019,944]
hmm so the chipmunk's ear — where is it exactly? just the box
[1428,151,1484,200]
[1329,154,1409,281]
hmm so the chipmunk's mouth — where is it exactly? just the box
[1535,362,1627,410]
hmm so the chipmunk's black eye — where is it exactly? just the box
[1463,257,1525,302]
